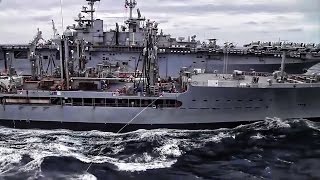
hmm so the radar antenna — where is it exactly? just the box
[125,0,137,19]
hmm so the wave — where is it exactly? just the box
[0,118,319,179]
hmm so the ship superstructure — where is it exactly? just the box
[1,0,320,77]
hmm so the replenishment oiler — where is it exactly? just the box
[0,0,320,132]
[1,0,320,77]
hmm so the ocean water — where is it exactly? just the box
[306,63,320,74]
[0,118,320,180]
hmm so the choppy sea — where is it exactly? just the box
[0,118,320,180]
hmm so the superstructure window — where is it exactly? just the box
[4,96,182,108]
[83,98,93,106]
[95,99,106,106]
[73,98,83,106]
[51,97,62,105]
[106,99,117,107]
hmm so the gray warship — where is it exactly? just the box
[1,0,320,78]
[0,13,320,132]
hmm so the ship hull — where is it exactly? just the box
[0,119,254,132]
[1,86,320,131]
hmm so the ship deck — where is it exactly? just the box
[191,72,320,88]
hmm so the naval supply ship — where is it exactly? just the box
[0,20,320,132]
[1,0,320,78]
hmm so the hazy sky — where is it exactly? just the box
[0,0,319,45]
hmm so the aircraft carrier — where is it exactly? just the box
[0,0,320,78]
[0,9,320,132]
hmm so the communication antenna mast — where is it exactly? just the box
[280,39,289,78]
[125,0,137,19]
[60,0,64,31]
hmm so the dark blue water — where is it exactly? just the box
[0,118,320,180]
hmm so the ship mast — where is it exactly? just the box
[141,20,159,95]
[29,29,43,80]
[280,41,290,79]
[82,0,100,26]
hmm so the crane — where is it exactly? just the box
[52,20,58,39]
[29,28,43,80]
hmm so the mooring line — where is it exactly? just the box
[85,96,161,172]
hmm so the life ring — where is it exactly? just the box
[192,81,198,85]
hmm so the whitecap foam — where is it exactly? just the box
[0,148,23,174]
[204,132,231,143]
[69,173,97,180]
[305,120,320,132]
[156,139,183,158]
[114,159,177,172]
[0,127,241,174]
[251,133,265,140]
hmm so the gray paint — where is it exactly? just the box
[1,85,320,125]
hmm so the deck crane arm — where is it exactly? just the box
[29,28,43,54]
[52,20,58,38]
[29,28,43,80]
